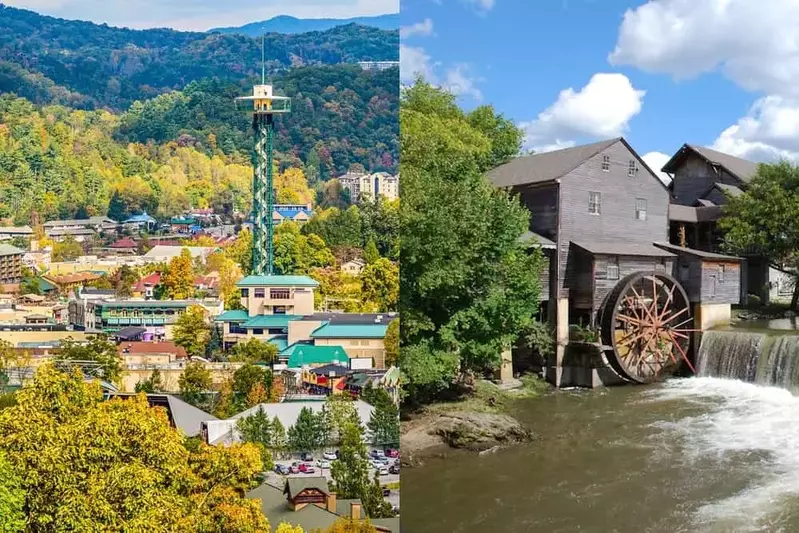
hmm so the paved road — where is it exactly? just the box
[268,458,400,486]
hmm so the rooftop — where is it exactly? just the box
[519,231,556,249]
[653,242,741,261]
[662,144,760,183]
[108,393,216,437]
[571,241,677,258]
[236,275,319,288]
[96,300,195,309]
[285,344,350,368]
[241,314,302,329]
[118,341,187,358]
[215,309,250,322]
[43,216,116,228]
[669,204,724,224]
[310,324,389,339]
[0,244,24,257]
[300,313,396,325]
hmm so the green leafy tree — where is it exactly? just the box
[363,239,379,264]
[229,338,279,364]
[232,364,273,399]
[173,305,211,358]
[287,407,325,452]
[235,406,275,471]
[383,319,399,368]
[719,161,799,307]
[135,368,164,393]
[56,336,123,384]
[52,235,83,262]
[324,395,362,446]
[360,258,398,312]
[0,452,25,533]
[367,399,399,448]
[271,416,288,452]
[179,361,212,407]
[400,80,543,402]
[330,422,371,500]
[361,472,394,520]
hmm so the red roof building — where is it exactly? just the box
[132,272,162,296]
[110,237,137,249]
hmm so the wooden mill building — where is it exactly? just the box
[488,138,743,387]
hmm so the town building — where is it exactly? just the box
[0,244,24,285]
[337,171,399,203]
[247,479,399,533]
[41,272,102,295]
[132,272,162,299]
[108,237,138,253]
[69,299,220,337]
[274,204,313,225]
[170,216,198,234]
[43,216,117,241]
[341,259,365,275]
[122,212,157,232]
[0,226,33,241]
[357,60,400,72]
[143,245,216,264]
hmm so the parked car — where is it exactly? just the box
[298,463,316,474]
[300,452,313,462]
[378,466,389,476]
[289,463,301,474]
[322,451,337,461]
[385,448,399,458]
[370,450,386,459]
[389,464,400,475]
[382,488,391,497]
[274,464,291,475]
[316,459,331,469]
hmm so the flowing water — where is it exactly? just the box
[401,330,799,533]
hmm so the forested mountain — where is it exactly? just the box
[117,65,399,176]
[0,4,398,110]
[211,14,400,36]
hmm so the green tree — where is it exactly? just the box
[0,364,268,532]
[232,364,273,399]
[324,395,362,446]
[400,80,543,402]
[383,319,399,368]
[229,338,279,364]
[719,161,799,307]
[0,452,25,533]
[363,239,379,264]
[367,399,399,448]
[271,416,288,451]
[179,361,212,407]
[56,336,123,384]
[235,406,275,471]
[287,407,325,452]
[361,472,394,520]
[114,264,139,297]
[52,235,83,262]
[330,422,370,500]
[173,305,211,358]
[162,248,196,299]
[135,368,164,393]
[360,258,398,312]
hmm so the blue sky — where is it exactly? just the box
[5,0,398,31]
[400,0,799,178]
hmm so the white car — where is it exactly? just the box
[316,459,331,469]
[322,451,337,461]
[378,466,389,476]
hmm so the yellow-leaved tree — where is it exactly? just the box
[0,364,276,532]
[163,247,196,299]
[275,167,314,205]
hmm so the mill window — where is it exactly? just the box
[635,198,647,220]
[589,192,601,215]
[718,264,725,283]
[628,159,637,177]
[607,257,619,280]
[601,155,610,172]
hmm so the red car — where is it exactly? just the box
[385,449,399,458]
[298,463,316,474]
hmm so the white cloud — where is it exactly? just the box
[464,0,495,11]
[642,151,672,184]
[400,18,433,39]
[400,44,483,100]
[519,73,646,152]
[608,0,799,97]
[711,96,799,162]
[5,0,399,31]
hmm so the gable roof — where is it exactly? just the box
[487,138,620,187]
[236,275,319,288]
[285,478,329,499]
[286,344,350,368]
[571,241,676,258]
[669,204,724,224]
[110,237,137,249]
[0,244,24,256]
[662,144,760,183]
[653,242,741,261]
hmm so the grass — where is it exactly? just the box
[426,373,550,415]
[384,481,400,490]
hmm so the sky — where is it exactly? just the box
[4,0,399,31]
[400,0,799,181]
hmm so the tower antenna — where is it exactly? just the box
[261,32,265,84]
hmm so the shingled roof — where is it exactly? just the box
[662,144,760,183]
[487,138,620,187]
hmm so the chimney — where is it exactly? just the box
[351,502,361,520]
[327,491,337,513]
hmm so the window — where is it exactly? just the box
[252,328,264,335]
[607,257,619,280]
[601,154,610,172]
[254,288,265,298]
[270,288,291,300]
[635,198,647,221]
[240,288,249,298]
[589,192,601,215]
[230,323,247,334]
[628,159,637,176]
[718,264,725,283]
[273,306,287,315]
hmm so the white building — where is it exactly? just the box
[338,171,398,203]
[143,245,216,264]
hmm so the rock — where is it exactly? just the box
[432,411,534,452]
[478,445,502,456]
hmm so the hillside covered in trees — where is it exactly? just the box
[0,4,399,110]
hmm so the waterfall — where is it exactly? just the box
[697,330,799,390]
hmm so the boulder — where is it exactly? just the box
[432,411,533,451]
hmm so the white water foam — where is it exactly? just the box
[645,377,799,532]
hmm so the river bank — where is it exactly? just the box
[401,376,548,464]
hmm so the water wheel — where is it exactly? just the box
[597,272,696,384]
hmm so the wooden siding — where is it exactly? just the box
[558,141,670,295]
[700,261,741,304]
[671,152,741,206]
[593,255,673,314]
[703,187,730,206]
[515,183,559,242]
[565,245,594,309]
[674,256,702,301]
[538,250,551,302]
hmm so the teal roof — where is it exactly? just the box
[280,341,314,356]
[236,275,319,288]
[310,324,388,339]
[241,314,302,328]
[269,335,289,352]
[216,310,250,322]
[37,278,57,292]
[287,345,349,368]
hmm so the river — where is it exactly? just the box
[401,330,799,533]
